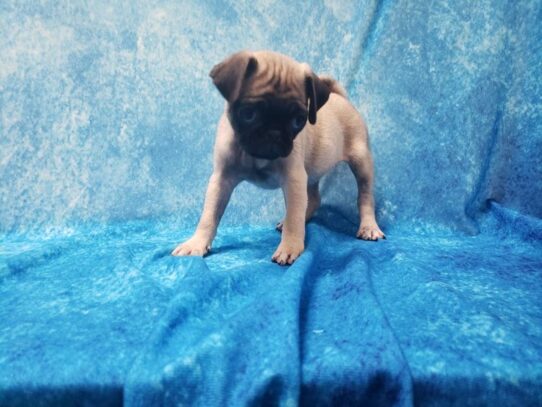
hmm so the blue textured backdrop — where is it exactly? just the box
[2,0,540,234]
[1,1,541,406]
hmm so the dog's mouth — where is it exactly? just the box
[243,145,291,160]
[239,134,293,160]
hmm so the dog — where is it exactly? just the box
[172,50,385,265]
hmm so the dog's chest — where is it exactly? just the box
[242,158,282,190]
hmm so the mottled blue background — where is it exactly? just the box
[2,0,540,234]
[1,1,541,406]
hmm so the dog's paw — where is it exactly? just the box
[275,220,284,232]
[172,237,210,257]
[357,223,386,241]
[272,239,304,265]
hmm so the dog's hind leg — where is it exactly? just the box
[305,182,321,221]
[347,144,385,241]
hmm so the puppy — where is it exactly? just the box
[172,50,385,265]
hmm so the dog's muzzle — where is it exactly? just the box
[240,131,293,160]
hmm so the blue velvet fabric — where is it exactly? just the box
[1,0,541,406]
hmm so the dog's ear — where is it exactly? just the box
[304,70,331,125]
[209,51,258,102]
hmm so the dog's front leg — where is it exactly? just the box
[172,171,238,256]
[272,169,308,265]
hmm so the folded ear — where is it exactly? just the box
[304,70,331,125]
[209,51,258,102]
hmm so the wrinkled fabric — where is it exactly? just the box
[1,204,541,406]
[1,0,541,406]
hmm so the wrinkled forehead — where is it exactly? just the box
[241,54,306,101]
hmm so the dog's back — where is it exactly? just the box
[303,77,369,179]
[320,75,348,98]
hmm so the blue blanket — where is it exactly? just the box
[1,0,541,405]
[2,204,541,405]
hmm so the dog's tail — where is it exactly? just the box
[320,75,348,98]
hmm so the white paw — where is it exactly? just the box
[171,237,210,257]
[271,239,304,265]
[357,224,386,241]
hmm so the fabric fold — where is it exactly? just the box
[125,221,413,406]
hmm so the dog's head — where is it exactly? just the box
[210,51,330,160]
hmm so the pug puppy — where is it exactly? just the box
[172,50,385,265]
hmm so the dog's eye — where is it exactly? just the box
[238,106,258,124]
[291,114,307,132]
